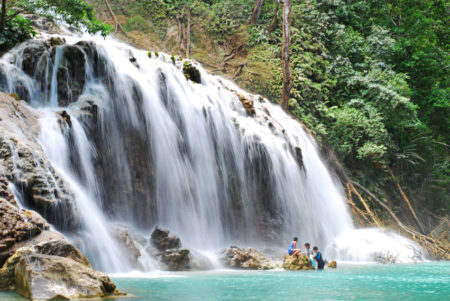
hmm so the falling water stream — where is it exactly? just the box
[0,33,423,272]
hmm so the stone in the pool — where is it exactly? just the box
[327,260,337,268]
[282,254,314,270]
[221,246,277,270]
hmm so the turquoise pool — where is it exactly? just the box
[1,263,449,300]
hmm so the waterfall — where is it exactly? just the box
[0,33,423,271]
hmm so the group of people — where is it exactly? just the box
[288,237,325,269]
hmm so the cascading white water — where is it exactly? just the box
[0,32,423,271]
[37,112,130,272]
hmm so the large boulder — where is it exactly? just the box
[183,61,201,84]
[150,227,190,271]
[221,246,277,270]
[15,254,120,300]
[151,227,181,252]
[161,249,190,271]
[0,247,32,290]
[0,239,124,299]
[282,254,315,271]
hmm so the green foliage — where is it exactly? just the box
[124,15,149,32]
[9,0,112,36]
[0,13,35,51]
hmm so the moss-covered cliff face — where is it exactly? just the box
[86,0,449,236]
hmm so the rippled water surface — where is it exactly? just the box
[1,263,449,300]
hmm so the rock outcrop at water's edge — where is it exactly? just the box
[282,254,315,271]
[0,183,124,299]
[0,93,123,298]
[0,240,124,299]
[221,246,278,270]
[150,227,191,271]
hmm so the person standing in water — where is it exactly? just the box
[288,237,302,260]
[304,243,313,257]
[313,246,325,270]
[304,242,317,268]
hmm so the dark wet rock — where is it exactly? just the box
[294,146,303,168]
[151,227,182,252]
[57,110,72,127]
[47,37,66,47]
[221,246,277,270]
[0,175,16,205]
[282,254,314,270]
[161,249,190,271]
[52,45,87,106]
[183,61,201,84]
[129,56,140,68]
[18,40,50,77]
[150,227,191,271]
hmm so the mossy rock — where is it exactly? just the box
[183,61,201,84]
[327,260,337,268]
[282,254,314,271]
[8,93,20,101]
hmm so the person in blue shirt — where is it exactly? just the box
[288,237,301,261]
[313,246,325,269]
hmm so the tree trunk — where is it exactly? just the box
[269,1,279,33]
[104,0,128,37]
[176,9,185,56]
[280,0,291,110]
[387,167,425,233]
[0,0,7,33]
[185,7,191,58]
[250,0,264,24]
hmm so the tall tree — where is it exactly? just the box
[185,7,191,58]
[250,0,264,24]
[176,8,185,56]
[280,0,291,110]
[104,0,127,37]
[269,0,279,33]
[0,0,7,32]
